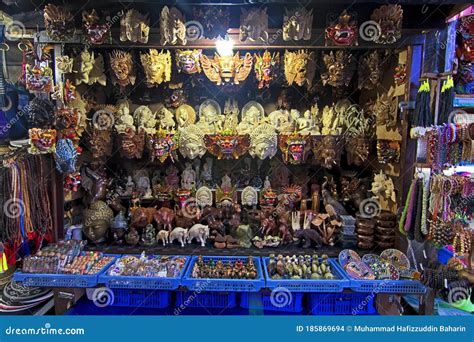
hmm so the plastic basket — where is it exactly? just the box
[263,258,350,292]
[175,291,237,309]
[111,289,171,308]
[332,261,427,294]
[309,293,377,315]
[437,247,453,265]
[240,291,304,313]
[182,256,265,292]
[98,255,190,290]
[13,254,118,288]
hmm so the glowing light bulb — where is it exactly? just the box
[215,37,234,57]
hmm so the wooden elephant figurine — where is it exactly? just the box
[130,207,157,229]
[156,229,170,246]
[154,207,175,231]
[187,224,209,247]
[169,227,188,247]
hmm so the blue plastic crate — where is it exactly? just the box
[263,257,350,292]
[309,293,377,315]
[437,247,454,265]
[182,256,265,292]
[111,289,171,308]
[175,291,237,309]
[13,254,118,288]
[333,261,427,294]
[98,255,190,290]
[240,291,304,313]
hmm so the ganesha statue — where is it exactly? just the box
[134,105,157,135]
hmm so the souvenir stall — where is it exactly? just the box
[0,1,472,316]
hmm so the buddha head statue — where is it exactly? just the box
[83,200,114,243]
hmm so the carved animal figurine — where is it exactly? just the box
[170,227,188,247]
[260,215,277,236]
[130,207,157,229]
[208,216,226,237]
[154,207,175,231]
[294,229,323,248]
[187,224,210,247]
[156,229,169,246]
[321,189,348,219]
[277,216,293,244]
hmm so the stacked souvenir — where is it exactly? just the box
[266,254,336,280]
[191,256,258,279]
[21,240,113,275]
[338,249,420,281]
[106,253,187,278]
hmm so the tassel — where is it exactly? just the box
[0,243,7,273]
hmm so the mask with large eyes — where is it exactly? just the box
[176,49,202,74]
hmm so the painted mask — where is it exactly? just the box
[284,50,315,87]
[279,132,310,164]
[201,52,253,86]
[321,50,354,87]
[371,4,403,44]
[282,7,313,41]
[358,51,384,90]
[82,9,111,45]
[204,130,250,160]
[44,4,75,41]
[140,49,171,86]
[325,10,358,46]
[254,51,279,89]
[109,50,135,87]
[147,128,178,163]
[176,49,202,74]
[28,128,57,154]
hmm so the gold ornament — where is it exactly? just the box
[284,50,315,88]
[160,6,186,45]
[321,50,354,88]
[55,55,74,74]
[200,52,253,86]
[140,49,171,86]
[120,9,149,43]
[109,50,135,87]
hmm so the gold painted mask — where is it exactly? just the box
[44,4,75,41]
[254,51,279,89]
[284,50,315,87]
[140,49,171,86]
[200,52,253,85]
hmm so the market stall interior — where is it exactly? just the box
[0,0,472,315]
